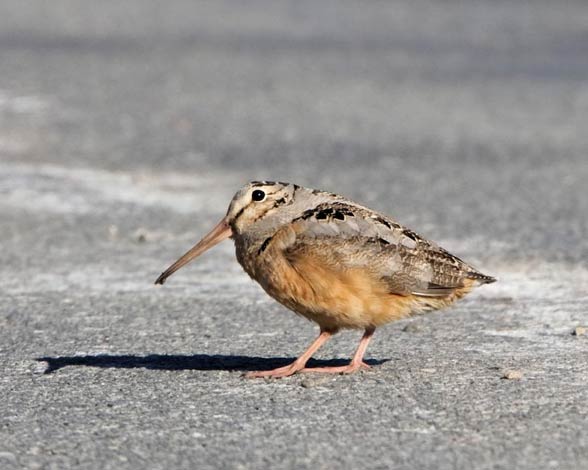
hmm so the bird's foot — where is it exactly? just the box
[300,361,371,375]
[243,362,303,379]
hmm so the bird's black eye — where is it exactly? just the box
[252,189,266,202]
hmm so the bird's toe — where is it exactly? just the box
[243,364,301,379]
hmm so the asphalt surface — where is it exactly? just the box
[1,1,588,469]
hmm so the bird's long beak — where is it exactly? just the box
[154,218,232,285]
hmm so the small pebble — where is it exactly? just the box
[133,228,148,243]
[107,224,119,240]
[33,361,49,375]
[131,228,169,243]
[300,379,314,388]
[572,326,586,336]
[403,322,422,333]
[502,370,523,380]
[300,376,330,388]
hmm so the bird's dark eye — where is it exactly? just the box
[252,189,266,202]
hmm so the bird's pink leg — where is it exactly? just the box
[301,327,376,374]
[244,330,333,379]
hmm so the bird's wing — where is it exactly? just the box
[278,202,491,298]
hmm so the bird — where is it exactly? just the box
[155,181,495,379]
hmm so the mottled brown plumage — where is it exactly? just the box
[155,181,495,378]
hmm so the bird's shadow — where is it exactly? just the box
[36,354,389,375]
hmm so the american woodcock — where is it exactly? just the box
[155,181,495,378]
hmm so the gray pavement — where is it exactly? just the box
[1,1,588,469]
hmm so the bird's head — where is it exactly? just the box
[154,181,298,285]
[225,181,297,234]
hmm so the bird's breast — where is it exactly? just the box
[233,231,403,330]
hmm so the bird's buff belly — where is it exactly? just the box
[251,257,428,331]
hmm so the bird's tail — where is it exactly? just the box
[467,271,497,284]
